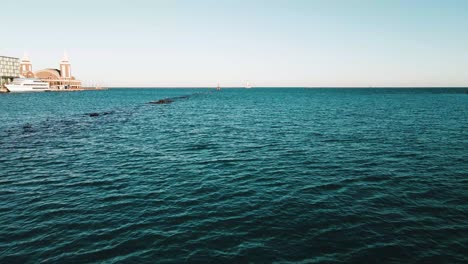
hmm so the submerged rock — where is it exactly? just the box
[148,94,193,105]
[21,123,35,134]
[149,99,174,104]
[87,111,115,117]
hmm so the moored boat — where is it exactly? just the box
[5,78,50,92]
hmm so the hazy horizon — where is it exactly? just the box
[2,0,468,87]
[85,85,468,90]
[106,86,468,88]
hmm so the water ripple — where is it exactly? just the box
[0,88,467,263]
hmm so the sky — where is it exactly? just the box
[1,0,468,87]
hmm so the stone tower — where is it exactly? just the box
[20,53,34,77]
[60,52,72,79]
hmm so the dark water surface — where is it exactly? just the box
[0,88,467,263]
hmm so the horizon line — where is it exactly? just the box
[106,86,468,89]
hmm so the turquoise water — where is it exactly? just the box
[0,88,467,263]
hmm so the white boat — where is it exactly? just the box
[244,81,252,89]
[5,78,50,93]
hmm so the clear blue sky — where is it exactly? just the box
[1,0,467,87]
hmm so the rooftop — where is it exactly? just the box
[0,56,20,60]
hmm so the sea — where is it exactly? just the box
[0,88,467,263]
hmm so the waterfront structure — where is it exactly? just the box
[0,56,20,88]
[19,54,34,78]
[20,53,82,89]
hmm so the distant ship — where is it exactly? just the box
[216,83,221,91]
[6,78,50,92]
[244,81,252,89]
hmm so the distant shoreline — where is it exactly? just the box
[106,87,468,89]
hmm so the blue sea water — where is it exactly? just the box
[0,88,467,263]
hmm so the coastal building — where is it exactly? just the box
[19,54,34,78]
[20,53,82,89]
[0,56,20,88]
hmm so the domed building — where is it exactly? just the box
[20,53,82,89]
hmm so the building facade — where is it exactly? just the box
[20,53,82,89]
[0,56,20,88]
[19,55,34,78]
